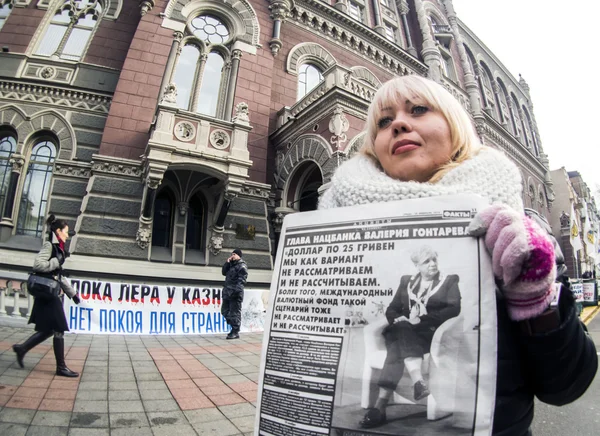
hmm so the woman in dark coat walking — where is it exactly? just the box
[13,215,81,377]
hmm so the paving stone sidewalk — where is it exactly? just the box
[0,325,263,435]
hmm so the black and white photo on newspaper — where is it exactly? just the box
[255,195,497,436]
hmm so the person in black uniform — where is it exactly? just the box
[221,248,248,339]
[13,215,81,377]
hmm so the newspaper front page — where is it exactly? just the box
[256,195,497,436]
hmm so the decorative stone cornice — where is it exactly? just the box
[290,0,426,76]
[0,80,111,114]
[54,160,92,179]
[240,181,272,199]
[91,155,142,179]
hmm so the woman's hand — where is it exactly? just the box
[468,204,556,321]
[394,316,409,323]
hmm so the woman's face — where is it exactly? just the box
[417,255,439,280]
[56,226,69,243]
[373,98,452,182]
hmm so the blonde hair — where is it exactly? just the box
[361,75,482,183]
[410,245,438,265]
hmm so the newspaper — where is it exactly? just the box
[255,195,498,436]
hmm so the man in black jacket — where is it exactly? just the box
[221,249,248,339]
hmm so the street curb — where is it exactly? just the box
[582,305,600,325]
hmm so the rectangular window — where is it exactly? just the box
[35,24,68,57]
[380,0,390,8]
[0,3,12,31]
[61,27,92,61]
[441,53,457,82]
[385,24,396,42]
[348,1,363,22]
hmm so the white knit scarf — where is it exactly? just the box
[318,147,524,212]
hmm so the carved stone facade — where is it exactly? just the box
[0,0,552,290]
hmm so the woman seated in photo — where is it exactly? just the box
[369,245,460,427]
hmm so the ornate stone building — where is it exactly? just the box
[0,0,553,290]
[550,168,599,279]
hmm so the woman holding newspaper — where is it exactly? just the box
[319,75,597,435]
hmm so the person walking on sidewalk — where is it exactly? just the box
[221,248,248,339]
[13,215,81,377]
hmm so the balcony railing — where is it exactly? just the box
[276,65,379,129]
[432,24,453,34]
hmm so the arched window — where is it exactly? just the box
[186,192,207,252]
[297,64,323,100]
[511,94,524,142]
[480,63,497,118]
[538,189,545,210]
[172,15,230,117]
[35,0,103,61]
[172,45,200,110]
[17,139,57,237]
[496,79,511,130]
[0,133,16,215]
[0,1,13,31]
[522,107,538,155]
[440,49,457,82]
[196,52,224,116]
[151,189,174,248]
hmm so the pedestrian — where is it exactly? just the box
[318,75,597,435]
[221,248,248,339]
[13,215,81,377]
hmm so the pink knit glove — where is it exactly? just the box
[468,204,556,321]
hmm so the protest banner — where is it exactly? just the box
[63,279,268,335]
[572,282,584,303]
[255,194,497,436]
[582,282,596,304]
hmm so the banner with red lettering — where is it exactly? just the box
[63,278,268,335]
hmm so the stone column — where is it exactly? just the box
[371,0,386,36]
[158,31,184,103]
[268,0,293,56]
[136,176,161,249]
[397,0,417,57]
[224,49,242,122]
[442,0,481,115]
[189,53,208,112]
[208,191,237,256]
[334,0,348,13]
[414,0,443,83]
[0,155,25,241]
[1,155,24,221]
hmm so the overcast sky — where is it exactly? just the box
[452,0,600,195]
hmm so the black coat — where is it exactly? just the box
[29,239,74,333]
[221,259,248,300]
[493,284,597,435]
[385,273,461,330]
